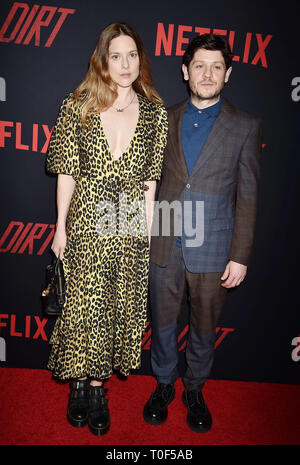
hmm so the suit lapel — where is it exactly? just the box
[169,99,189,180]
[189,97,236,179]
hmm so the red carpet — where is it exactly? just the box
[0,367,299,445]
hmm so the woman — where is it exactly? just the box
[46,22,167,436]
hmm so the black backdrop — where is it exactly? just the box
[0,0,299,385]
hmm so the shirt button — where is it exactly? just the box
[193,123,198,127]
[198,110,202,114]
[186,184,190,189]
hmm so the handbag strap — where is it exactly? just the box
[54,256,61,273]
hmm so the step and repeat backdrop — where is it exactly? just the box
[0,0,299,384]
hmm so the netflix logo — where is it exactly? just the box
[0,221,55,255]
[0,121,52,153]
[0,314,49,341]
[155,22,272,68]
[0,2,75,47]
[142,323,235,351]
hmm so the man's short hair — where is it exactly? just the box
[183,33,234,70]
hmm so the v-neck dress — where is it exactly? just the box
[46,92,168,380]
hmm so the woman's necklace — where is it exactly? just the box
[113,92,135,112]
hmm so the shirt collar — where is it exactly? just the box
[186,97,222,117]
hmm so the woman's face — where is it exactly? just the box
[107,34,140,88]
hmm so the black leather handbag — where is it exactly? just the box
[41,256,65,317]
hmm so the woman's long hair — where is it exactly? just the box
[72,22,163,124]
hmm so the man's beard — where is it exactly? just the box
[190,81,225,100]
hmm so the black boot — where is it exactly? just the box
[143,383,175,425]
[67,379,90,428]
[88,385,110,436]
[182,389,212,433]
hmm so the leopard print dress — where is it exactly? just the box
[46,92,167,380]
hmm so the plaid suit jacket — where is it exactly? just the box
[150,97,262,273]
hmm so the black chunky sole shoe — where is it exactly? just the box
[67,411,88,428]
[88,385,110,436]
[88,419,110,436]
[67,379,90,428]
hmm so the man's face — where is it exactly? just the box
[182,48,232,100]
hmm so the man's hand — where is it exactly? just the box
[221,260,247,288]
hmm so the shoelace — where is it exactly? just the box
[187,391,206,413]
[152,384,172,402]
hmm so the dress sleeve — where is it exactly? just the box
[46,94,80,181]
[143,103,168,181]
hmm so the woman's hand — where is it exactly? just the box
[51,225,67,259]
[144,180,156,248]
[51,174,76,259]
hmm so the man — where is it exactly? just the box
[143,34,262,433]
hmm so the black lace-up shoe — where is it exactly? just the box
[88,385,110,436]
[182,389,212,433]
[143,383,175,425]
[67,379,90,428]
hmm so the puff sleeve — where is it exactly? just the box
[143,103,168,181]
[46,94,81,181]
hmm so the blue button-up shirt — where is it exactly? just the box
[176,97,222,247]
